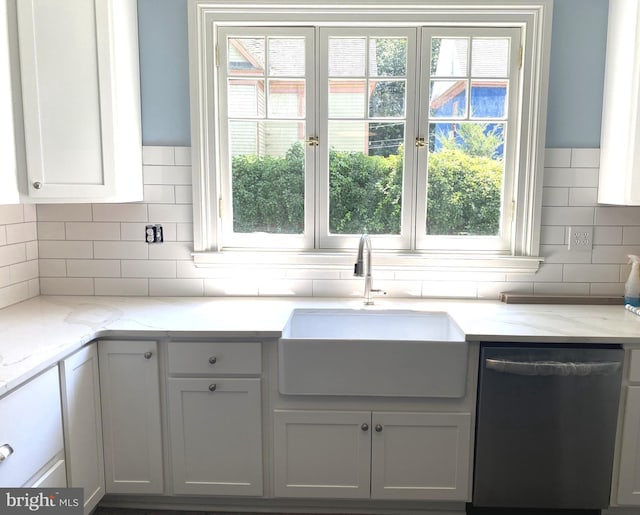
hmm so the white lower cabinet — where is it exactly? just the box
[273,410,471,501]
[617,385,640,504]
[0,366,65,487]
[168,377,263,495]
[60,343,105,513]
[99,340,164,494]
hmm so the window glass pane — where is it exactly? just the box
[426,122,505,236]
[230,120,305,234]
[329,38,366,77]
[329,80,366,118]
[268,38,305,76]
[430,80,467,118]
[328,121,403,235]
[369,80,406,118]
[472,38,509,77]
[227,38,265,75]
[228,79,265,118]
[268,79,305,118]
[431,38,468,77]
[369,38,407,77]
[471,80,508,119]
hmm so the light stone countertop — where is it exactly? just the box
[1,295,640,397]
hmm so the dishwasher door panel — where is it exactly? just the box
[473,345,623,510]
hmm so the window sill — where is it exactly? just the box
[192,250,543,274]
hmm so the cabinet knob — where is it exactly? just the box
[144,351,153,360]
[361,423,369,432]
[0,444,14,462]
[208,384,217,392]
[375,424,383,432]
[32,181,42,190]
[208,356,217,365]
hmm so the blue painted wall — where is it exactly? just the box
[137,0,609,148]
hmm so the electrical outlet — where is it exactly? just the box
[145,224,163,244]
[568,226,593,251]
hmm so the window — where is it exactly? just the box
[189,1,552,272]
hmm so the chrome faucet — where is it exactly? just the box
[354,233,386,305]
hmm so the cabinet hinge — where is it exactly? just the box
[218,197,223,218]
[215,44,220,68]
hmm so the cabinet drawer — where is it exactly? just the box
[0,367,64,487]
[168,341,261,375]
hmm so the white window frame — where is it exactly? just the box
[188,0,552,273]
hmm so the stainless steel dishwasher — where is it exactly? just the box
[472,344,623,512]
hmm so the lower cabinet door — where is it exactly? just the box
[617,386,640,505]
[370,412,471,501]
[99,340,164,494]
[273,410,372,499]
[60,343,105,513]
[168,378,263,496]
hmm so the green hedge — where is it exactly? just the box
[231,142,502,236]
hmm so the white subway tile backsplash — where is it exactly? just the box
[0,205,25,225]
[40,277,94,295]
[66,222,121,241]
[594,226,623,245]
[143,165,192,185]
[37,204,92,222]
[541,207,594,226]
[25,241,38,261]
[94,241,148,260]
[148,204,192,223]
[623,227,640,245]
[2,145,635,308]
[0,243,27,266]
[149,278,204,296]
[539,226,565,245]
[144,185,175,204]
[93,203,148,222]
[67,259,121,278]
[569,188,598,206]
[596,206,640,226]
[543,168,599,188]
[39,241,93,259]
[37,222,65,240]
[542,187,568,206]
[544,148,571,168]
[95,278,148,296]
[142,146,175,166]
[122,260,177,278]
[571,148,600,168]
[562,264,620,283]
[174,147,192,166]
[6,222,37,244]
[39,259,67,277]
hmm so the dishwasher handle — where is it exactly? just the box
[485,358,622,377]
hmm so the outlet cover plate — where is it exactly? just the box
[568,226,593,251]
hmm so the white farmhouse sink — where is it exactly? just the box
[278,309,468,398]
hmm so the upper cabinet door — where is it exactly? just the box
[15,0,142,203]
[0,0,19,204]
[599,0,640,205]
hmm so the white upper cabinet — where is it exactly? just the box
[0,0,19,204]
[599,0,640,205]
[13,0,142,203]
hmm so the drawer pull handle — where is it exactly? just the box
[208,384,217,392]
[361,423,369,432]
[208,356,217,365]
[144,352,153,360]
[375,424,383,432]
[0,444,14,462]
